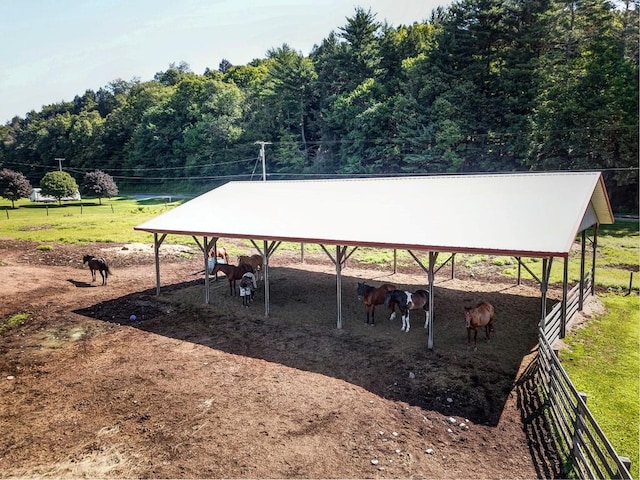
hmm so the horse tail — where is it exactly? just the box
[384,292,392,309]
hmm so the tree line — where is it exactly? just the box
[0,0,637,212]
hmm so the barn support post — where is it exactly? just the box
[451,253,455,280]
[336,245,344,329]
[320,244,357,329]
[264,240,270,317]
[561,256,569,338]
[251,239,282,317]
[579,230,586,310]
[516,257,522,285]
[427,252,437,350]
[591,224,598,296]
[191,236,217,304]
[393,249,397,274]
[203,236,210,304]
[153,232,167,296]
[540,257,553,329]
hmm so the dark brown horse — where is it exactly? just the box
[385,289,429,333]
[211,262,254,296]
[82,255,111,285]
[356,281,397,325]
[464,301,495,348]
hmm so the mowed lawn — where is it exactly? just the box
[560,294,640,479]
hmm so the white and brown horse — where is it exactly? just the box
[464,301,495,348]
[385,289,429,333]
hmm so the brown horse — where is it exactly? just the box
[385,289,429,333]
[208,245,230,264]
[464,301,495,348]
[238,254,263,280]
[211,262,254,296]
[82,255,111,286]
[356,282,397,325]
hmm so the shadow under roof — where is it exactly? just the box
[135,172,614,258]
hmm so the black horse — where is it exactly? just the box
[384,289,429,333]
[82,255,111,285]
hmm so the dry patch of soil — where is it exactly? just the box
[0,238,562,478]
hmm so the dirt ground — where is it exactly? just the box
[0,238,563,479]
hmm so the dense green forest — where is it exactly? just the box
[1,0,638,212]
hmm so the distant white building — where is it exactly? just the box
[29,188,81,202]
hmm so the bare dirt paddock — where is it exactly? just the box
[0,239,562,479]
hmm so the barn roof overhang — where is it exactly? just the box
[134,172,614,259]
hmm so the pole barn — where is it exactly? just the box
[134,172,614,349]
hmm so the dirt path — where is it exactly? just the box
[0,239,561,478]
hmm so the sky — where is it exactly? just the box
[0,0,450,124]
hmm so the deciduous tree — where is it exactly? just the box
[81,170,118,204]
[39,171,78,206]
[0,168,32,208]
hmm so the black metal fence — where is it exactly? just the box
[538,274,632,479]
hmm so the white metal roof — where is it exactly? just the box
[135,172,614,257]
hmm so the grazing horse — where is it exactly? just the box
[237,254,263,280]
[211,263,254,296]
[356,282,397,325]
[239,272,257,307]
[464,301,495,348]
[385,289,429,333]
[208,245,230,264]
[82,255,111,285]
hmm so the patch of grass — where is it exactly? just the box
[462,254,489,267]
[560,294,640,479]
[500,219,639,292]
[0,197,190,244]
[36,245,53,251]
[0,312,30,335]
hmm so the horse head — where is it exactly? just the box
[356,282,369,300]
[82,255,92,265]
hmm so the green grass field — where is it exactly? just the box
[560,294,640,479]
[1,196,639,475]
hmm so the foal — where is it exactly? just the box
[82,255,111,285]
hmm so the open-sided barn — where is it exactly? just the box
[134,172,614,349]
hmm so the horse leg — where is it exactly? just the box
[100,270,106,285]
[400,310,408,332]
[371,306,375,325]
[90,268,96,282]
[405,312,411,333]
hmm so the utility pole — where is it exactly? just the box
[254,141,271,181]
[55,157,65,171]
